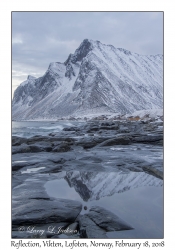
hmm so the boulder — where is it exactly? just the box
[52,142,72,152]
[12,136,27,146]
[77,214,107,238]
[12,143,31,154]
[87,206,133,231]
[12,198,82,226]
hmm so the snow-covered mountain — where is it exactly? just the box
[12,39,163,120]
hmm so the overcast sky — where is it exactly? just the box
[12,11,163,95]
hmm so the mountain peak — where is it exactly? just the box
[70,39,94,63]
[12,39,163,120]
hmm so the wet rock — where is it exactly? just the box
[12,222,69,238]
[48,157,66,164]
[52,142,72,152]
[13,180,52,204]
[63,127,80,132]
[12,136,27,146]
[132,135,163,144]
[100,125,119,130]
[12,141,53,154]
[87,126,100,133]
[79,156,102,163]
[48,133,57,136]
[142,166,163,180]
[46,222,70,237]
[29,145,44,152]
[75,136,109,149]
[75,138,98,149]
[48,152,76,163]
[12,198,82,226]
[77,214,107,238]
[12,161,36,171]
[43,166,62,174]
[64,222,78,236]
[29,141,52,152]
[87,206,133,231]
[98,137,131,147]
[12,231,35,238]
[12,175,24,188]
[12,144,31,154]
[26,135,51,143]
[12,177,82,228]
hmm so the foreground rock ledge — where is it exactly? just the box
[88,206,133,231]
[77,206,133,238]
[12,198,82,226]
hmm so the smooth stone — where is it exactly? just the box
[87,206,133,231]
[12,222,69,239]
[64,222,78,236]
[12,161,36,171]
[46,222,70,237]
[77,214,107,238]
[12,144,31,154]
[12,198,82,226]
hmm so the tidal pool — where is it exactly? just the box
[44,171,163,238]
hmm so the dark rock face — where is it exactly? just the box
[12,136,27,146]
[77,214,107,238]
[98,136,131,146]
[87,206,133,231]
[70,39,93,64]
[132,135,163,145]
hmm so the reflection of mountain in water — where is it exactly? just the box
[65,174,92,201]
[64,171,163,202]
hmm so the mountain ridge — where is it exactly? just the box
[12,39,163,120]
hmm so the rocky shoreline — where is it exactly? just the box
[12,119,163,238]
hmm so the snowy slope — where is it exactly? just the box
[12,39,163,120]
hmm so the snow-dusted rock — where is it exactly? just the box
[12,39,163,120]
